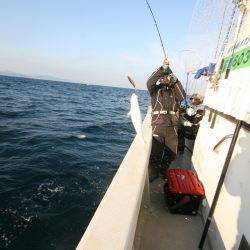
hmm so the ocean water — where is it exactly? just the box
[0,75,150,250]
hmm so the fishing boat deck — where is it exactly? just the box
[136,144,211,250]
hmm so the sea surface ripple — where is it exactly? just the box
[0,75,149,250]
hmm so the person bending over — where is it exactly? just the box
[178,93,205,153]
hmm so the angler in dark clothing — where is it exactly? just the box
[178,93,205,153]
[147,59,186,181]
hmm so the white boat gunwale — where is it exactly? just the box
[76,109,152,250]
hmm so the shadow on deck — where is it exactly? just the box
[135,144,211,250]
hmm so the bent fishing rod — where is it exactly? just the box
[145,0,167,58]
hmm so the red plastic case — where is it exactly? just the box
[164,168,205,215]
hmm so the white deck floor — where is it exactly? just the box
[137,146,211,250]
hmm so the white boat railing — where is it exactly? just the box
[76,109,152,250]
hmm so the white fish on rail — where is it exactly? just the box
[127,93,145,145]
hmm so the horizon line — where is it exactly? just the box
[0,74,147,91]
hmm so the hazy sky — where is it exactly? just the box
[0,0,196,89]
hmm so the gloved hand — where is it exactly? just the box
[168,73,178,83]
[183,121,193,127]
[162,58,169,69]
[162,58,170,76]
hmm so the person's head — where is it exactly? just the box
[190,93,203,105]
[191,98,201,105]
[159,75,170,85]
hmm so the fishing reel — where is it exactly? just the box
[168,73,178,84]
[165,73,178,88]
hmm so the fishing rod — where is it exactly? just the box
[145,0,167,58]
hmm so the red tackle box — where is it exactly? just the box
[164,168,205,215]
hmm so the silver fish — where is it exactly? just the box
[128,93,145,145]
